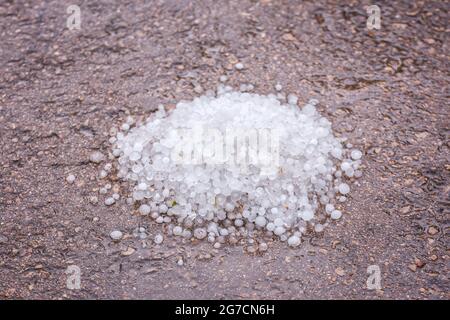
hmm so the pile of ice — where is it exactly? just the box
[106,86,362,248]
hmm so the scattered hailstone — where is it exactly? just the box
[66,174,76,184]
[338,183,350,195]
[235,62,244,70]
[194,228,207,240]
[105,197,115,206]
[89,151,105,163]
[331,210,342,220]
[110,230,123,240]
[107,85,363,248]
[351,149,362,160]
[139,204,151,215]
[173,226,183,236]
[287,235,301,247]
[154,234,163,244]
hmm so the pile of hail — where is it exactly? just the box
[103,85,363,248]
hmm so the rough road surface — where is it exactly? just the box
[0,0,448,299]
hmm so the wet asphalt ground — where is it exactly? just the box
[0,0,448,299]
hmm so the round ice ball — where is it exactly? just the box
[331,210,342,220]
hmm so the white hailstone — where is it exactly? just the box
[138,182,147,191]
[314,224,324,233]
[340,162,351,171]
[172,226,183,236]
[99,187,107,195]
[126,116,135,125]
[150,212,159,219]
[139,204,151,215]
[194,228,207,239]
[213,242,221,249]
[110,88,361,248]
[331,210,342,220]
[287,94,298,105]
[351,149,362,160]
[112,193,120,200]
[66,174,76,184]
[110,230,123,240]
[339,196,347,202]
[235,62,244,70]
[154,234,163,244]
[183,230,192,238]
[302,210,314,221]
[121,123,130,131]
[99,170,108,179]
[274,218,284,227]
[104,197,115,206]
[325,204,334,214]
[266,222,275,232]
[259,242,268,251]
[219,75,228,82]
[287,235,301,247]
[275,84,282,91]
[255,216,267,227]
[224,202,234,212]
[338,183,350,195]
[274,226,286,236]
[159,204,168,213]
[345,167,354,177]
[89,151,105,163]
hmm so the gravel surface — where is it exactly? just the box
[0,0,448,299]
